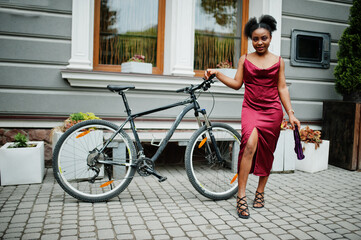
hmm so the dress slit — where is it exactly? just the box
[237,127,258,174]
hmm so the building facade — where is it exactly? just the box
[0,0,351,162]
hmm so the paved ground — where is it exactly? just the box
[0,165,360,240]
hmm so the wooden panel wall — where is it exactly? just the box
[281,0,352,122]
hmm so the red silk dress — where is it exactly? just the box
[238,57,283,176]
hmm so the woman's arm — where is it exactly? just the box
[278,58,301,129]
[204,55,245,90]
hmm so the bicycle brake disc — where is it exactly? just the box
[136,158,155,177]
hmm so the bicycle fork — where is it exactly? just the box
[195,109,223,164]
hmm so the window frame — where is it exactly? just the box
[93,0,166,74]
[290,29,331,69]
[194,0,249,77]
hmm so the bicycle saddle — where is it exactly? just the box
[107,85,135,93]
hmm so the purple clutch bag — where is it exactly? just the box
[293,125,305,160]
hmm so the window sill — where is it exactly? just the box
[61,69,244,95]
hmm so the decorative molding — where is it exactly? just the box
[61,69,244,95]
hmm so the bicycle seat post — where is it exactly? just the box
[119,91,132,116]
[117,90,145,157]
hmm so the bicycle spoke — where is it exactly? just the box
[53,120,136,202]
[185,123,240,200]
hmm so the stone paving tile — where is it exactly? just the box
[0,165,360,239]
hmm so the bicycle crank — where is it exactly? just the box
[136,158,167,182]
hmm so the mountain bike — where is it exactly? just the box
[52,75,241,202]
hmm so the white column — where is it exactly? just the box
[248,0,282,56]
[67,0,94,70]
[164,0,196,76]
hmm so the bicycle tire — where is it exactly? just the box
[185,123,241,200]
[52,119,137,202]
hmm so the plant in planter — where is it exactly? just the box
[280,113,291,130]
[334,0,361,102]
[8,133,36,148]
[216,60,233,69]
[121,54,152,74]
[0,133,45,185]
[216,60,236,79]
[51,112,101,149]
[299,126,322,149]
[128,54,146,63]
[64,112,100,131]
[295,126,330,173]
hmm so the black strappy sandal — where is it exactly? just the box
[237,196,250,219]
[253,191,265,208]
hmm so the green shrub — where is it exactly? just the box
[64,112,100,130]
[13,133,28,148]
[334,0,361,96]
[69,112,85,122]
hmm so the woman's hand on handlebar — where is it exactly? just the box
[204,69,218,80]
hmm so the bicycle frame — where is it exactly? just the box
[99,91,209,164]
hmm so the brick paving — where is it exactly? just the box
[0,165,361,240]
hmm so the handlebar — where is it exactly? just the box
[176,74,216,94]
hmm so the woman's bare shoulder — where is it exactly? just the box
[269,52,280,61]
[237,54,247,67]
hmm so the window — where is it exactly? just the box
[290,30,331,69]
[194,0,248,75]
[93,0,165,74]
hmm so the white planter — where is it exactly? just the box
[217,69,237,79]
[295,140,330,173]
[0,141,45,185]
[52,131,63,151]
[272,129,296,173]
[273,131,285,172]
[121,62,152,74]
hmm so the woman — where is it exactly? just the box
[205,15,301,219]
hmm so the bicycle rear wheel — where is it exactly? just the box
[52,120,137,202]
[185,123,241,200]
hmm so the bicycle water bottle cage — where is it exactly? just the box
[151,134,164,147]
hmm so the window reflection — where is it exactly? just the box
[99,0,158,66]
[194,0,242,70]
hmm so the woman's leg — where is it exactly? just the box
[253,176,268,208]
[238,128,258,197]
[257,176,269,193]
[237,128,258,217]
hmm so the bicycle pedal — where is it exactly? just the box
[145,168,167,182]
[158,176,167,183]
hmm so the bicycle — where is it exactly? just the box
[52,75,242,202]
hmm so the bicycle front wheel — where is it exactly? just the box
[185,123,241,200]
[53,120,137,202]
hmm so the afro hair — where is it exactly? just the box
[244,15,277,38]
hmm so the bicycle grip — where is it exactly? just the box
[208,74,216,80]
[203,74,216,82]
[176,87,187,93]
